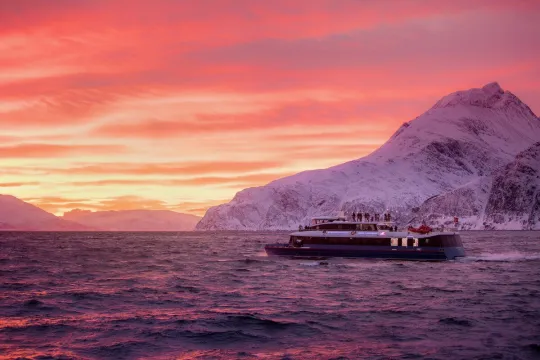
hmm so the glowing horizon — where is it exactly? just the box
[1,1,539,217]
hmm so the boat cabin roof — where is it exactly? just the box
[312,216,346,221]
[311,217,346,225]
[302,220,397,233]
[310,216,394,226]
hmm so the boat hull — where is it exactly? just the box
[265,244,465,261]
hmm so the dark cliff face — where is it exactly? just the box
[413,143,540,230]
[421,138,492,176]
[484,143,540,229]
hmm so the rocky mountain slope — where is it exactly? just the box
[412,142,540,230]
[63,209,201,231]
[0,195,93,231]
[196,82,540,230]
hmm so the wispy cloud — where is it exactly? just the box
[0,143,125,158]
[0,181,40,187]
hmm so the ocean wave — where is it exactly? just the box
[438,317,474,327]
[179,329,264,343]
[64,290,111,300]
[237,258,267,264]
[174,284,201,293]
[223,314,297,330]
[422,286,463,293]
[299,261,329,266]
[525,343,540,353]
[23,299,43,307]
[1,322,75,334]
[90,340,159,359]
[0,352,78,360]
[462,252,540,262]
[16,299,63,315]
[1,282,32,290]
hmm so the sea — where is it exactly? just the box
[1,231,539,360]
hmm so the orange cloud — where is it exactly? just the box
[67,172,295,188]
[23,196,97,215]
[92,195,169,211]
[33,161,286,176]
[170,199,233,216]
[0,143,125,158]
[0,181,40,187]
[89,98,420,142]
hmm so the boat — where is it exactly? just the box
[264,216,465,261]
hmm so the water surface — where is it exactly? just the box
[1,231,539,359]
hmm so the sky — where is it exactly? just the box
[1,0,539,217]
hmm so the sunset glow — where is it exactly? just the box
[1,0,539,216]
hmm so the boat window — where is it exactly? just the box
[413,238,419,247]
[391,238,398,246]
[419,237,442,247]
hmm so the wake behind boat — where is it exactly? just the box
[265,216,465,261]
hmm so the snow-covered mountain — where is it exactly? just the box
[0,194,92,231]
[412,142,540,230]
[196,82,540,230]
[63,209,201,231]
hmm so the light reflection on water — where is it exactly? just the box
[0,230,539,359]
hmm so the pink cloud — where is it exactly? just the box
[0,143,125,158]
[27,161,286,176]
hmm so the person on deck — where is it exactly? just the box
[352,212,356,222]
[358,212,363,222]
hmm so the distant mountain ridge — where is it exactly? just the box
[63,209,201,231]
[0,195,200,231]
[0,195,93,231]
[196,82,540,230]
